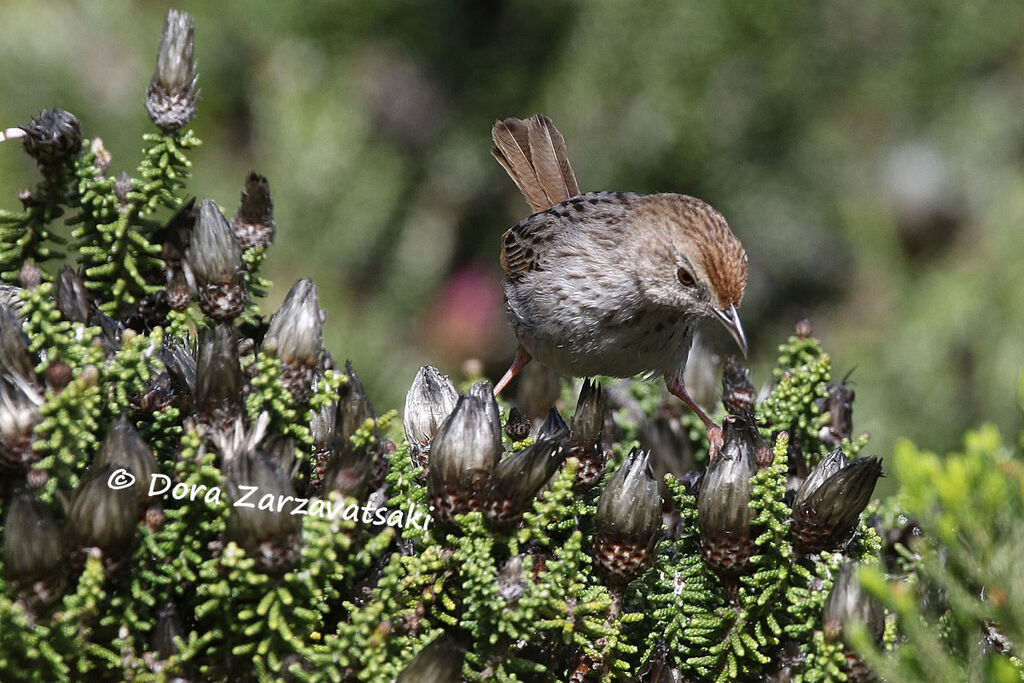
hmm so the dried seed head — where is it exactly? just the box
[486,407,569,526]
[231,172,276,249]
[67,463,139,554]
[189,200,247,321]
[697,416,757,576]
[0,303,34,383]
[721,356,756,416]
[146,9,198,133]
[395,636,466,683]
[264,279,322,403]
[427,380,503,525]
[151,602,184,660]
[194,323,243,429]
[2,492,64,583]
[19,109,82,168]
[504,405,531,441]
[93,417,160,507]
[0,381,43,471]
[823,562,885,646]
[791,450,883,553]
[594,449,662,583]
[224,450,302,574]
[403,365,459,467]
[55,265,90,324]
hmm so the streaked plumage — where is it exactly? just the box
[491,114,749,437]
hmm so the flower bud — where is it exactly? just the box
[145,9,198,133]
[92,417,160,507]
[231,172,275,249]
[18,262,41,290]
[161,338,196,410]
[487,408,569,526]
[823,562,885,645]
[166,268,191,312]
[151,602,184,660]
[594,448,662,584]
[90,308,124,354]
[225,451,302,574]
[67,463,139,555]
[264,279,322,403]
[427,381,502,526]
[395,636,466,683]
[504,405,530,441]
[309,402,336,490]
[0,303,34,383]
[568,379,608,488]
[0,381,43,471]
[791,449,883,553]
[194,323,243,429]
[697,416,757,576]
[323,443,375,501]
[817,380,855,449]
[403,365,458,468]
[3,492,64,592]
[721,356,756,416]
[823,562,885,681]
[188,200,247,321]
[337,360,375,445]
[55,266,90,324]
[19,109,82,169]
[0,285,23,312]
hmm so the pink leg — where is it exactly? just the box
[494,345,532,396]
[666,375,723,458]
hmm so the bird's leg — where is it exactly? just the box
[665,375,724,459]
[494,345,532,397]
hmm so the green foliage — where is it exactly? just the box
[852,421,1024,682]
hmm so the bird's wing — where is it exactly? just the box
[500,212,562,276]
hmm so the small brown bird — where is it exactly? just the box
[491,114,749,442]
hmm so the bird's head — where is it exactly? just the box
[634,194,749,356]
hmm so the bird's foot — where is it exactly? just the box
[665,375,723,459]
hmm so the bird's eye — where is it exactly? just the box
[677,267,695,287]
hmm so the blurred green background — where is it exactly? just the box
[2,1,1022,459]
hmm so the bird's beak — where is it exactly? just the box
[712,304,748,358]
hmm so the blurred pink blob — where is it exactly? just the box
[423,263,508,363]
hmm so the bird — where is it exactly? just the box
[490,114,749,444]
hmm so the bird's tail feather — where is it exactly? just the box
[491,115,579,213]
